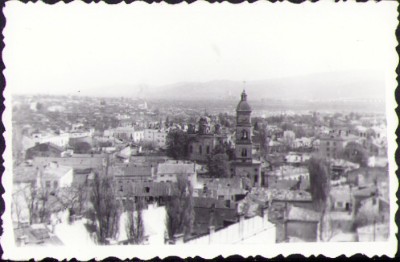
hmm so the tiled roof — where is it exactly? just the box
[157,162,195,175]
[27,142,64,153]
[264,189,312,202]
[14,224,64,246]
[41,165,72,179]
[13,165,38,183]
[112,164,152,177]
[353,186,376,197]
[34,155,105,169]
[286,205,320,222]
[199,177,242,190]
[194,197,236,209]
[117,182,173,197]
[330,186,352,202]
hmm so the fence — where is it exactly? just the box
[184,211,275,244]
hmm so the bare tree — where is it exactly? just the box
[125,196,145,244]
[308,157,331,212]
[89,173,121,245]
[54,184,88,216]
[308,157,332,241]
[22,183,38,225]
[75,184,88,215]
[165,175,195,242]
[258,123,269,157]
[37,190,48,223]
[343,142,369,167]
[11,192,23,228]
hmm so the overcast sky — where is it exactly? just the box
[4,1,398,95]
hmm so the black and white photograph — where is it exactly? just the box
[2,1,398,259]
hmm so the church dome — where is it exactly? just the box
[236,90,252,112]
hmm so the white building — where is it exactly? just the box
[38,162,73,191]
[23,132,70,150]
[104,127,144,143]
[132,130,144,143]
[293,137,312,148]
[156,161,198,186]
[143,129,168,148]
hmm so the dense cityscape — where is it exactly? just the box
[10,90,389,245]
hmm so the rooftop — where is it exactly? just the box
[268,189,312,202]
[14,224,64,246]
[286,205,320,222]
[194,197,236,209]
[26,142,65,153]
[13,165,38,183]
[112,164,152,178]
[236,90,252,112]
[34,155,105,169]
[157,162,196,175]
[41,165,73,179]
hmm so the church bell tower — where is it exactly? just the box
[235,90,253,163]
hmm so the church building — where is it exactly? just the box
[229,90,262,187]
[187,116,230,163]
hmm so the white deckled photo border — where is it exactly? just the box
[1,1,399,259]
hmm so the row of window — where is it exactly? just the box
[326,141,337,146]
[159,174,173,177]
[230,167,258,172]
[45,180,58,189]
[119,185,151,193]
[189,145,211,155]
[326,153,337,158]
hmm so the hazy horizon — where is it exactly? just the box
[4,2,397,98]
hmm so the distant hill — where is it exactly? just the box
[81,70,386,103]
[138,70,386,102]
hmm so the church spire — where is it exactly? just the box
[241,81,247,101]
[241,89,247,101]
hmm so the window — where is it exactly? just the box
[189,145,193,154]
[199,145,202,154]
[53,181,58,189]
[45,181,51,189]
[206,146,210,154]
[326,141,330,145]
[241,148,247,157]
[242,130,248,140]
[144,187,150,193]
[119,185,123,192]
